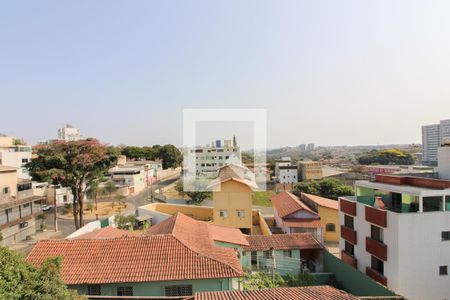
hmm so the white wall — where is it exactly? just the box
[438,146,450,179]
[279,169,298,184]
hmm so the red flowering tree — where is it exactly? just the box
[27,139,118,229]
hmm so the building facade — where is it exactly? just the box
[298,161,323,181]
[0,135,32,179]
[278,166,298,184]
[0,166,44,247]
[57,124,82,141]
[185,138,241,178]
[338,168,450,299]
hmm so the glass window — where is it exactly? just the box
[423,196,442,212]
[371,225,383,243]
[237,210,245,218]
[283,250,292,257]
[87,285,101,295]
[446,196,450,211]
[165,285,193,296]
[442,231,450,241]
[439,266,448,276]
[219,210,228,218]
[117,286,133,296]
[371,256,384,275]
[3,187,9,194]
[326,223,336,232]
[264,251,273,259]
[345,241,354,256]
[344,215,354,229]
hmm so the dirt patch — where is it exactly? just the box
[63,201,128,218]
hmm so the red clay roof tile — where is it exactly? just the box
[271,192,318,218]
[243,233,323,252]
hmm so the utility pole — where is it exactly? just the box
[53,185,58,232]
[145,166,150,201]
[271,248,275,281]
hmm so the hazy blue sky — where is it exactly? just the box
[1,1,450,148]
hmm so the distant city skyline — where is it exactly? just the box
[1,1,450,147]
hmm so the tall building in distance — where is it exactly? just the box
[422,119,450,165]
[186,137,241,178]
[306,143,315,151]
[57,124,81,141]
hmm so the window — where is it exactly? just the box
[326,223,336,232]
[264,251,273,259]
[19,222,28,229]
[371,225,383,243]
[87,285,101,295]
[219,210,228,218]
[439,266,448,276]
[21,158,29,163]
[283,250,292,257]
[5,208,12,214]
[344,241,354,256]
[442,231,450,241]
[23,203,30,208]
[2,187,9,194]
[164,285,193,296]
[371,256,384,275]
[237,210,245,218]
[117,286,133,296]
[344,215,354,229]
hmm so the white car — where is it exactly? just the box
[41,204,54,211]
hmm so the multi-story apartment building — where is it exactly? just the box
[0,134,32,179]
[186,137,241,178]
[338,143,450,300]
[298,161,323,181]
[57,124,82,141]
[0,166,45,246]
[306,143,315,151]
[422,119,450,164]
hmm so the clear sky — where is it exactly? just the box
[1,1,450,148]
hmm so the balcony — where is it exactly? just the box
[366,267,387,286]
[365,206,387,227]
[341,251,357,268]
[340,198,356,216]
[340,225,357,244]
[366,237,387,261]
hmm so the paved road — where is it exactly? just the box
[126,173,181,207]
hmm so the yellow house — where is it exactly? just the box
[300,193,339,242]
[208,164,258,235]
[298,161,323,181]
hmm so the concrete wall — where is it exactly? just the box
[0,218,36,246]
[73,278,235,297]
[0,169,18,198]
[0,151,31,179]
[138,203,213,223]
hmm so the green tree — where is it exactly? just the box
[174,179,211,205]
[240,271,285,291]
[114,214,136,230]
[292,178,353,200]
[0,247,84,299]
[357,149,414,165]
[26,140,118,229]
[159,144,182,169]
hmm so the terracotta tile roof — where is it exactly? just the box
[193,286,359,300]
[71,226,140,239]
[243,233,323,252]
[271,192,318,218]
[147,213,249,246]
[282,219,324,228]
[301,193,339,210]
[27,216,243,285]
[208,224,249,246]
[208,164,258,189]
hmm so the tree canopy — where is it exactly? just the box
[121,144,182,169]
[0,247,82,300]
[357,149,414,165]
[26,140,118,228]
[175,179,211,205]
[292,178,353,200]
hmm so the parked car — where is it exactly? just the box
[41,204,54,211]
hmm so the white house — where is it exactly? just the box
[278,166,298,184]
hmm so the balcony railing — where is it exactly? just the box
[340,225,357,244]
[340,198,356,216]
[366,237,387,261]
[365,206,387,227]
